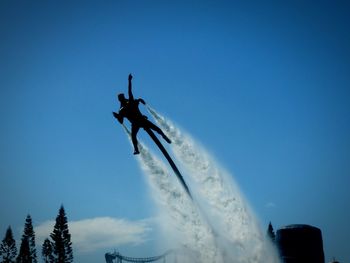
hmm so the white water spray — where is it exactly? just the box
[121,125,223,263]
[146,107,280,263]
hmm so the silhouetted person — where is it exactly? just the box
[113,74,171,154]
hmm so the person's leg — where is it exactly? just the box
[131,125,140,154]
[145,120,171,144]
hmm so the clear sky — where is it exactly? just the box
[1,1,349,262]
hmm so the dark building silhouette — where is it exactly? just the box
[276,224,325,263]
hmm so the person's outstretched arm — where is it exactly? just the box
[128,74,134,101]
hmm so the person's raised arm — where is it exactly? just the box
[128,74,134,101]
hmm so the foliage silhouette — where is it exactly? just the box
[0,226,17,263]
[17,215,37,263]
[50,206,73,263]
[267,221,276,243]
[16,237,30,263]
[42,238,54,263]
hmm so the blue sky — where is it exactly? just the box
[1,1,349,262]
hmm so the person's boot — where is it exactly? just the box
[133,149,140,155]
[162,134,171,144]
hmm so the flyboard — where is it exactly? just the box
[144,127,192,198]
[113,112,192,199]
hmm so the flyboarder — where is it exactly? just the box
[113,74,171,155]
[113,74,192,198]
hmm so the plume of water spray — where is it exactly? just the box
[121,124,223,263]
[146,107,281,263]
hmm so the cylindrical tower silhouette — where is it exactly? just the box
[276,224,325,263]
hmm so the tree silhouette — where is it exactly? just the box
[267,221,276,243]
[16,237,30,263]
[0,226,17,263]
[17,215,37,263]
[50,205,73,263]
[42,239,54,263]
